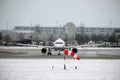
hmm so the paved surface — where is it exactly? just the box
[0,50,120,59]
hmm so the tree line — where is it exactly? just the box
[0,32,119,46]
[75,33,119,45]
[0,32,11,45]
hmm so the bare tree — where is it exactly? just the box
[3,34,11,45]
[108,33,116,42]
[48,34,54,41]
[90,33,97,42]
[17,33,25,41]
[75,33,89,45]
[75,34,80,44]
[0,32,2,40]
[97,34,105,42]
[84,34,89,44]
[0,32,3,45]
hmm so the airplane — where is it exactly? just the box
[41,38,78,55]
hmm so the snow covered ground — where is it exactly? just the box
[0,59,120,80]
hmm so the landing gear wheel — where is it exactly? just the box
[47,52,52,55]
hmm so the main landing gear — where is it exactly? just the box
[47,48,52,55]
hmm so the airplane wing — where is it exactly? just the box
[40,38,78,55]
[41,45,78,55]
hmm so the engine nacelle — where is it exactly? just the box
[41,48,47,54]
[72,48,78,53]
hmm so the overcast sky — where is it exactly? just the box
[0,0,120,30]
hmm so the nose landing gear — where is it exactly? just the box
[58,50,61,55]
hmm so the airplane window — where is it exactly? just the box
[55,42,63,44]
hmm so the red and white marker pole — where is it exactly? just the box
[63,49,80,70]
[64,49,80,60]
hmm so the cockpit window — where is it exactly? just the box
[55,42,63,44]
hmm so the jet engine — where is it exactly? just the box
[72,48,78,53]
[41,47,52,55]
[41,48,47,54]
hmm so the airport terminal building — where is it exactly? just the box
[1,22,120,41]
[13,22,118,35]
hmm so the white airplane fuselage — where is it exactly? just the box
[54,38,65,46]
[53,38,65,51]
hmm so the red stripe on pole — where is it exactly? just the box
[64,49,68,55]
[76,56,80,60]
[70,52,75,57]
